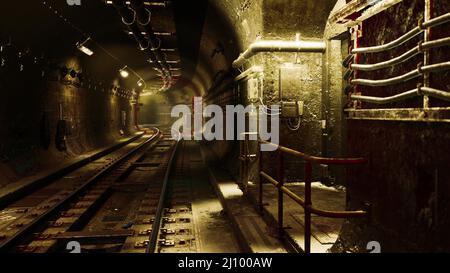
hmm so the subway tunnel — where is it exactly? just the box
[0,0,450,255]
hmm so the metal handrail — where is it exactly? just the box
[260,171,368,218]
[257,140,368,253]
[260,140,366,165]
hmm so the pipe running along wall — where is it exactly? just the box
[348,11,450,104]
[232,39,326,68]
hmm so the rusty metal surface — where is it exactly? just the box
[345,107,450,122]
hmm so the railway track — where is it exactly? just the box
[0,128,167,252]
[0,128,242,253]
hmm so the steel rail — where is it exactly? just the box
[0,129,161,252]
[146,138,181,253]
[0,132,145,210]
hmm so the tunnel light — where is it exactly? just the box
[137,79,145,87]
[119,66,129,78]
[76,38,94,56]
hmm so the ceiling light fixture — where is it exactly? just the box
[119,66,129,78]
[76,37,94,56]
[137,79,145,87]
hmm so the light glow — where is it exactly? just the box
[120,67,129,78]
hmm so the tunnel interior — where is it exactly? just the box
[1,0,450,254]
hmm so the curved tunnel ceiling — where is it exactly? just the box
[0,0,338,106]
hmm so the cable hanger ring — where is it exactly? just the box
[137,8,151,26]
[122,8,136,26]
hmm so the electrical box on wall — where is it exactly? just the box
[279,64,305,101]
[279,63,306,118]
[281,101,304,118]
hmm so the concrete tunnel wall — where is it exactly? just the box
[0,51,135,186]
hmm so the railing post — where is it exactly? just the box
[243,134,249,193]
[258,142,263,213]
[304,161,312,253]
[277,148,284,237]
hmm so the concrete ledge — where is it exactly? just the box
[0,132,145,209]
[246,182,346,253]
[204,164,288,253]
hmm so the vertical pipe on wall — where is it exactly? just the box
[349,25,361,109]
[423,0,432,108]
[321,40,330,158]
